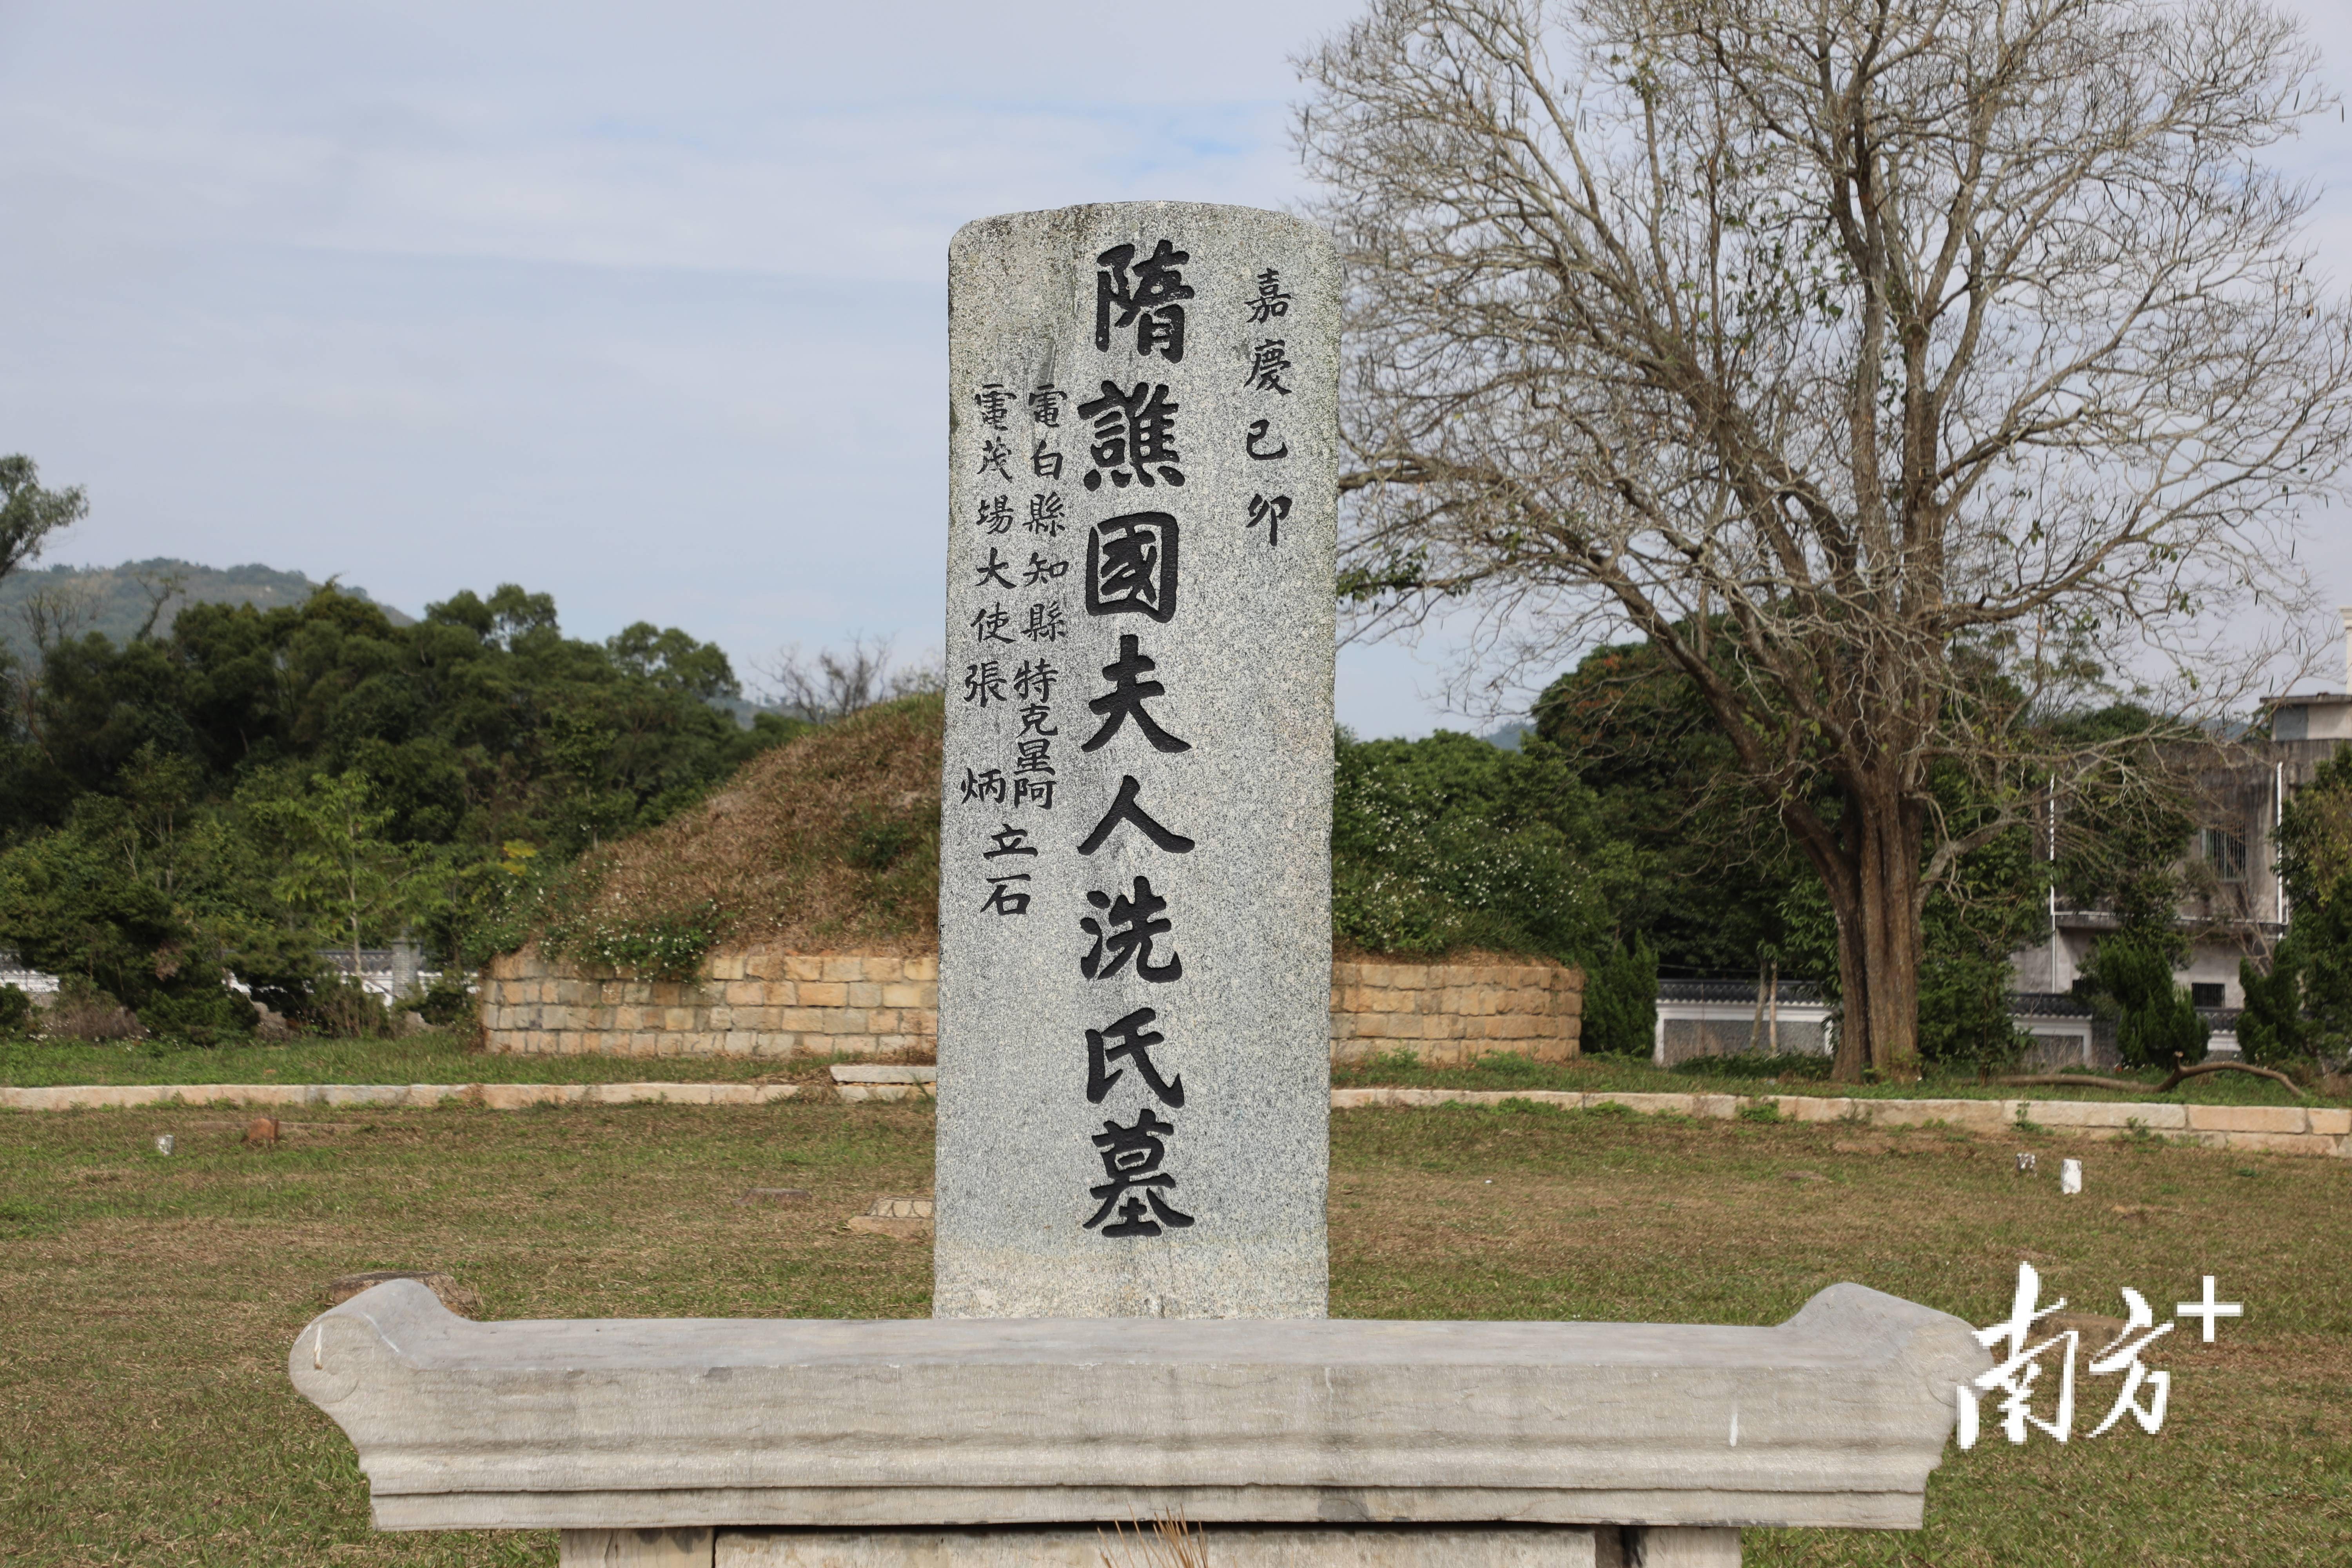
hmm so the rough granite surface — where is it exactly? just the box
[938,202,1338,1318]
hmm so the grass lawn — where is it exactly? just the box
[0,1100,2342,1565]
[0,1033,831,1089]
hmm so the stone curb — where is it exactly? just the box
[1326,1087,2352,1160]
[9,1080,2341,1159]
[830,1064,938,1103]
[0,1082,802,1111]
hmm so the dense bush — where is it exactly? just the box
[2092,939,2209,1069]
[1331,729,1632,961]
[1579,941,1658,1056]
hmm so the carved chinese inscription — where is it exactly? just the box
[943,202,1336,1319]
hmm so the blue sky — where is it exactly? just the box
[3,0,2349,736]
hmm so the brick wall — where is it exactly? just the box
[480,949,1581,1064]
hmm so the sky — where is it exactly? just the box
[2,0,2350,737]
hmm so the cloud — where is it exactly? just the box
[1,0,2345,739]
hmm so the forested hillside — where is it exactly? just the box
[0,558,412,664]
[0,581,799,1038]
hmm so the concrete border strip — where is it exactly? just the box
[4,1080,2341,1158]
[0,1082,802,1112]
[1327,1086,2351,1159]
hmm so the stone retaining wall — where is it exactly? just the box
[479,949,1582,1065]
[479,951,938,1060]
[1327,960,1581,1066]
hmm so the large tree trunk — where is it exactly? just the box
[1790,775,1926,1082]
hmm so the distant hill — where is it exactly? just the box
[1483,721,1532,751]
[0,559,412,664]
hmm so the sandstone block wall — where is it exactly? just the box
[479,950,938,1059]
[1328,960,1582,1067]
[481,950,1581,1064]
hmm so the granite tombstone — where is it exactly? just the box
[936,202,1339,1319]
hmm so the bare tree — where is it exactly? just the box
[757,633,944,724]
[1300,0,2352,1077]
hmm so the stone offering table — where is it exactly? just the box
[292,1278,1986,1566]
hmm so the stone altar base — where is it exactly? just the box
[292,1281,1985,1567]
[563,1523,1736,1566]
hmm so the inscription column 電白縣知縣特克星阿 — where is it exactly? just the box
[938,203,1337,1319]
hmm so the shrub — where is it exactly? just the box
[2092,939,2208,1069]
[1579,941,1657,1056]
[1671,1051,1831,1080]
[2238,942,2306,1066]
[547,900,724,981]
[414,973,477,1029]
[43,980,143,1042]
[305,975,393,1039]
[0,984,33,1036]
[134,985,258,1048]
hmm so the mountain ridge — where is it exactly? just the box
[0,559,413,663]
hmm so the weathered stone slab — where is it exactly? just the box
[564,1527,714,1565]
[713,1523,1621,1566]
[292,1279,1985,1534]
[939,202,1339,1319]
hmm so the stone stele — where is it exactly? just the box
[937,202,1338,1319]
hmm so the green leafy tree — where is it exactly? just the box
[244,769,439,982]
[0,743,265,1039]
[1534,636,1807,976]
[0,454,86,586]
[0,581,793,970]
[2240,748,2352,1065]
[2277,748,2352,916]
[2294,891,2352,1064]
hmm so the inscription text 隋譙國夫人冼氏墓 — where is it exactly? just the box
[941,202,1337,1319]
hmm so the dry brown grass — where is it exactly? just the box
[556,694,1561,971]
[563,694,943,954]
[2,1101,2343,1565]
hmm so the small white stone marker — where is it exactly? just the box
[937,202,1338,1319]
[154,1134,174,1156]
[2174,1275,2243,1343]
[2058,1158,2082,1194]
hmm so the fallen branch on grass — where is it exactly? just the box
[2152,1060,2306,1097]
[1995,1062,2306,1099]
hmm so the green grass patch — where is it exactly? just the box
[0,1031,820,1089]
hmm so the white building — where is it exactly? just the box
[2009,607,2352,1016]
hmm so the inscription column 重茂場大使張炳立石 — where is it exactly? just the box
[938,203,1337,1319]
